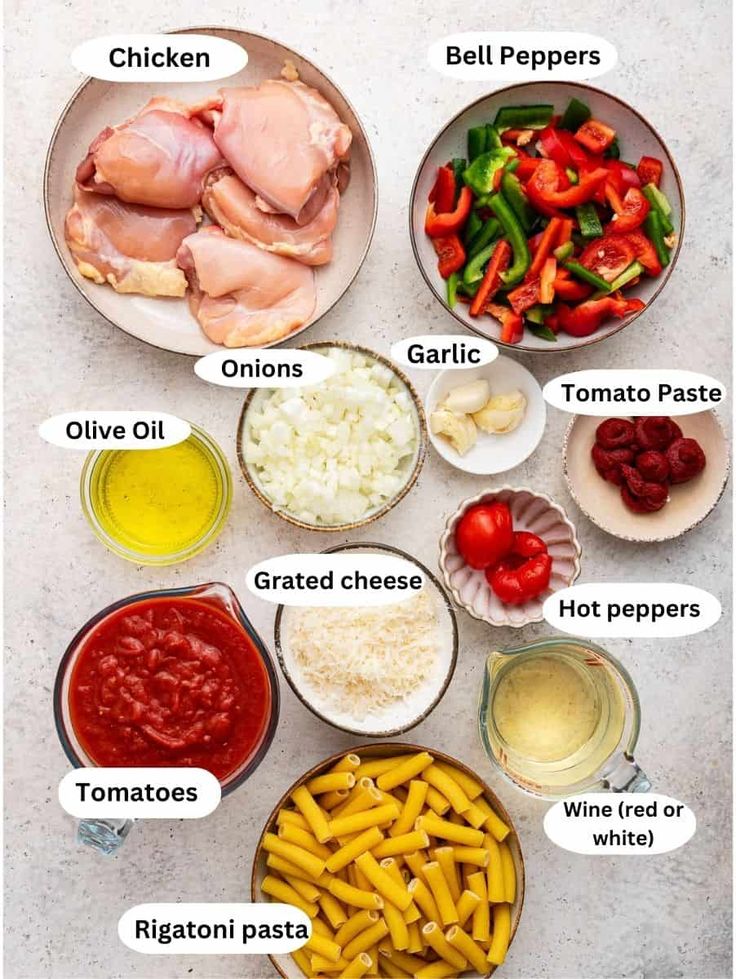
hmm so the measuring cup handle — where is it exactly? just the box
[606,754,652,793]
[77,818,135,854]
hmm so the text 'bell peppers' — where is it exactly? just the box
[526,159,609,210]
[557,295,646,337]
[425,185,473,237]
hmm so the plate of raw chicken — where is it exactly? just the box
[44,28,377,354]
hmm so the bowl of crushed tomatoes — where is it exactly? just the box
[410,82,684,352]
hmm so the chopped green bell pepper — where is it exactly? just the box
[564,260,612,292]
[560,97,591,131]
[467,217,501,259]
[500,172,535,233]
[506,158,520,174]
[553,240,574,261]
[463,241,497,286]
[446,271,460,308]
[527,323,558,342]
[609,260,645,291]
[644,211,671,267]
[489,193,530,286]
[525,304,554,325]
[463,149,515,196]
[566,168,579,185]
[493,104,554,132]
[605,138,620,160]
[642,184,674,234]
[463,210,483,245]
[485,124,504,150]
[576,202,603,238]
[450,158,467,193]
[467,127,487,162]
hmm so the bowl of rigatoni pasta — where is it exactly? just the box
[251,743,525,978]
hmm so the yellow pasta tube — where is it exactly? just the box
[266,853,323,885]
[445,924,488,974]
[326,827,385,873]
[320,891,348,929]
[389,780,429,837]
[328,877,383,911]
[291,946,311,977]
[378,953,410,978]
[407,877,441,924]
[434,762,484,800]
[463,802,488,830]
[499,842,516,904]
[487,902,511,966]
[376,751,433,791]
[283,873,321,903]
[329,804,399,839]
[421,764,472,815]
[355,852,411,911]
[382,947,426,974]
[455,888,482,927]
[277,809,310,830]
[339,952,372,978]
[424,786,451,816]
[403,851,429,883]
[355,756,408,779]
[422,861,458,926]
[311,916,335,939]
[433,846,461,902]
[380,859,420,923]
[308,772,357,795]
[305,931,342,963]
[278,822,333,860]
[342,920,389,962]
[353,864,372,891]
[473,796,511,841]
[415,813,484,847]
[332,753,362,774]
[372,831,429,859]
[261,875,317,918]
[322,789,351,811]
[415,961,459,979]
[292,785,333,844]
[405,920,424,954]
[262,833,326,880]
[382,899,409,951]
[311,953,350,972]
[422,921,467,971]
[333,781,380,822]
[335,910,380,948]
[453,846,489,868]
[467,871,490,943]
[485,833,505,903]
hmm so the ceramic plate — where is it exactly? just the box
[410,81,684,353]
[44,27,377,355]
[426,354,546,474]
[563,412,729,542]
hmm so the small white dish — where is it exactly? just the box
[426,354,546,475]
[439,487,582,628]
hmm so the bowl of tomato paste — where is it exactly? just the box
[54,582,280,791]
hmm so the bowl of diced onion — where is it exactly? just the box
[251,742,525,979]
[237,341,427,531]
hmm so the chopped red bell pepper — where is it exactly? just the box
[579,234,637,282]
[487,303,524,344]
[528,216,563,279]
[624,228,663,276]
[432,235,465,279]
[556,295,646,337]
[539,257,557,304]
[515,157,543,181]
[637,155,664,188]
[537,126,574,168]
[557,129,596,169]
[606,186,650,233]
[604,160,641,195]
[428,165,457,214]
[557,218,574,245]
[527,159,609,210]
[575,118,616,154]
[604,182,625,214]
[425,186,473,237]
[469,239,511,316]
[553,276,593,301]
[508,277,540,315]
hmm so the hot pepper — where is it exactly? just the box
[469,239,511,316]
[425,186,473,237]
[526,159,609,210]
[489,193,531,286]
[486,532,552,605]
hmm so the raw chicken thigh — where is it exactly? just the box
[76,97,222,209]
[212,80,352,221]
[202,169,338,265]
[176,227,316,347]
[65,184,197,297]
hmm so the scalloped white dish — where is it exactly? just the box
[439,486,582,627]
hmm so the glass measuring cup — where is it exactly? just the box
[478,637,650,799]
[54,582,280,853]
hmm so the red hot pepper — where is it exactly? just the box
[486,530,552,605]
[425,186,473,237]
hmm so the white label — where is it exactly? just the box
[58,768,220,819]
[390,335,498,371]
[38,411,190,450]
[118,903,310,954]
[71,33,247,82]
[246,553,424,607]
[544,369,726,415]
[543,583,721,638]
[544,792,696,855]
[195,349,337,389]
[428,31,617,81]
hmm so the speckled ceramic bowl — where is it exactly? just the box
[439,487,582,627]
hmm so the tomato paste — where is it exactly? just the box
[69,597,272,782]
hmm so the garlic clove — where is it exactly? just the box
[472,389,527,434]
[430,408,478,455]
[442,378,491,415]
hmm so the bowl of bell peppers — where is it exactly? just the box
[410,82,684,352]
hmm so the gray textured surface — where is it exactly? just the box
[3,1,732,977]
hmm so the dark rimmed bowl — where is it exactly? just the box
[237,340,428,531]
[410,81,684,353]
[53,581,280,794]
[251,741,526,978]
[273,541,459,736]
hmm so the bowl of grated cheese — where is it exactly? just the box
[274,542,459,736]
